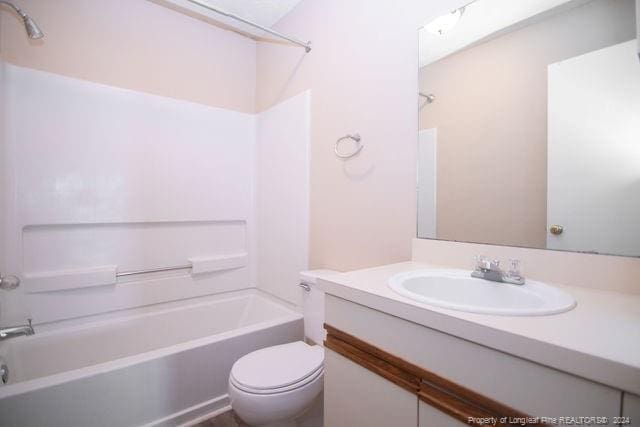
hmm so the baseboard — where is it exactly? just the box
[143,394,231,427]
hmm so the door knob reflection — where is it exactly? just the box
[549,225,564,235]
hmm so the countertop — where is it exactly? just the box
[317,261,640,395]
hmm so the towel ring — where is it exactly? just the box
[335,133,363,159]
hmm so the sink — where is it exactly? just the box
[388,269,576,316]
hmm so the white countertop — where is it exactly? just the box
[317,261,640,395]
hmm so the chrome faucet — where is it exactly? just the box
[471,256,525,285]
[0,318,35,341]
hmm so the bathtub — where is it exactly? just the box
[0,289,303,427]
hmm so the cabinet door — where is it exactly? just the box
[324,349,418,427]
[624,393,640,426]
[419,400,468,427]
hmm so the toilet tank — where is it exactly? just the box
[300,270,338,345]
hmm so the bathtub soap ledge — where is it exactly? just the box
[24,265,118,293]
[189,254,248,275]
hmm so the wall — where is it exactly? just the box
[0,64,256,324]
[256,0,464,271]
[0,0,256,113]
[419,0,636,249]
[256,91,311,306]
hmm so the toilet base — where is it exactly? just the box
[234,392,323,427]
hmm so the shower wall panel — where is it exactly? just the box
[0,64,256,323]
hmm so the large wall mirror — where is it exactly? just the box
[417,0,640,257]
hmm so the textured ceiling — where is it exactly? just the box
[158,0,305,38]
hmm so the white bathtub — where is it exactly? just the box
[0,290,303,427]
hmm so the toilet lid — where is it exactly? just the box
[230,342,324,391]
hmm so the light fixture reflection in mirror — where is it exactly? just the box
[424,7,465,36]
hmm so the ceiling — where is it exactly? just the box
[419,0,591,68]
[158,0,304,38]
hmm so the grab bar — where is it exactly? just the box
[116,264,192,278]
[115,254,249,278]
[24,254,249,293]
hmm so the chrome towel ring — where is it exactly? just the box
[335,133,363,159]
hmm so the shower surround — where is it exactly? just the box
[0,63,310,323]
[0,61,311,424]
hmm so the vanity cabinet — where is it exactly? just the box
[324,349,418,427]
[623,393,640,425]
[323,294,624,426]
[419,401,468,427]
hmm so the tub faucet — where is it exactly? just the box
[0,318,34,341]
[471,256,525,285]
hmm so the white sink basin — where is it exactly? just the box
[388,269,576,316]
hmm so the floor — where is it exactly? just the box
[193,410,247,427]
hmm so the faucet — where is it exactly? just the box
[471,256,525,285]
[0,318,35,341]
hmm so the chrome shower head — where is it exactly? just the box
[22,14,44,39]
[419,92,436,104]
[0,1,44,40]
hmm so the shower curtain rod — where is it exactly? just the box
[185,0,312,52]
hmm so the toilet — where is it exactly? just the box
[228,270,335,426]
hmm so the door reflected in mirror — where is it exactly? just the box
[417,0,640,257]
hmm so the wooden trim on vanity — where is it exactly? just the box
[324,327,421,393]
[324,324,543,426]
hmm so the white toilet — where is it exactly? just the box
[228,270,335,426]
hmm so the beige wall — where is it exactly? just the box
[0,0,257,113]
[419,0,636,249]
[256,0,466,271]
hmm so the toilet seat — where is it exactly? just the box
[230,365,324,395]
[230,342,324,395]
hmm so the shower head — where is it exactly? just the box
[22,14,44,39]
[0,1,44,40]
[419,92,436,104]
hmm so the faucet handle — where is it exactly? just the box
[474,255,490,270]
[474,256,502,271]
[507,259,523,278]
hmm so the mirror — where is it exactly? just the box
[417,0,640,257]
